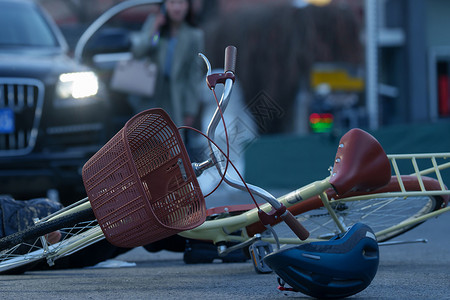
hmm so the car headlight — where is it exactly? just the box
[56,72,99,99]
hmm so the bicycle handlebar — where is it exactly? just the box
[224,45,237,73]
[199,45,310,241]
[281,211,310,240]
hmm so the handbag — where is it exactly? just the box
[110,58,157,97]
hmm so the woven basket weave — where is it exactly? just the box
[82,109,205,247]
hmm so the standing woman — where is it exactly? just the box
[131,0,204,128]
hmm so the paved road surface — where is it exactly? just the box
[0,194,448,299]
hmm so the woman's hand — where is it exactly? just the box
[45,231,62,245]
[152,12,166,35]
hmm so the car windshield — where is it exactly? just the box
[0,3,58,48]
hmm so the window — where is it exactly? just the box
[0,4,57,47]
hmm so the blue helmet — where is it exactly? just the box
[263,223,379,299]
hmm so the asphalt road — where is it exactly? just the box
[0,205,448,299]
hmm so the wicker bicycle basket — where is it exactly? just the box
[82,109,206,248]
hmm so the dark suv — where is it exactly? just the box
[0,0,111,205]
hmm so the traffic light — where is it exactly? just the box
[309,113,334,133]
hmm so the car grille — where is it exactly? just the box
[0,78,44,156]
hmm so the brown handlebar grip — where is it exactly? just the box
[224,45,237,73]
[281,211,310,240]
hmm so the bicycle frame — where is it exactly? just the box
[29,47,450,263]
[39,152,450,261]
[179,157,450,246]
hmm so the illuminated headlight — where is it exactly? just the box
[56,72,99,99]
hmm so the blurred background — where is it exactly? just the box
[3,0,450,202]
[39,0,450,134]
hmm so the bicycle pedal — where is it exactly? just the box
[249,241,273,274]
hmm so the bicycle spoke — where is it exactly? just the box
[0,218,101,273]
[272,195,436,243]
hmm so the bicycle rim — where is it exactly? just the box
[0,215,102,274]
[272,195,439,243]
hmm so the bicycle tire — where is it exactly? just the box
[0,208,94,251]
[0,207,101,274]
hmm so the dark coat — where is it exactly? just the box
[0,195,62,238]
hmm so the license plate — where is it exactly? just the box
[0,108,15,134]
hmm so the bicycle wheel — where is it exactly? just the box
[293,194,442,242]
[247,176,446,243]
[0,205,102,274]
